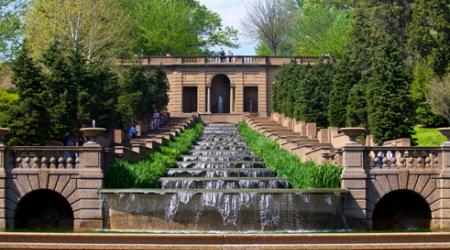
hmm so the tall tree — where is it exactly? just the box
[0,0,25,64]
[127,0,239,56]
[366,40,416,142]
[24,0,132,61]
[241,0,295,56]
[0,45,50,146]
[328,57,361,127]
[426,75,450,125]
[151,64,169,112]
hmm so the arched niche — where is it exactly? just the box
[15,189,74,230]
[372,190,431,230]
[210,74,230,113]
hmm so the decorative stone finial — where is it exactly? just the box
[80,128,106,146]
[438,128,450,147]
[340,127,366,146]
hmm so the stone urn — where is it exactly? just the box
[340,127,366,146]
[438,128,450,146]
[80,128,106,146]
[0,128,9,146]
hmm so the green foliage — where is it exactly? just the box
[105,121,204,188]
[0,88,18,107]
[291,5,353,59]
[254,41,293,56]
[238,121,342,189]
[328,57,361,127]
[0,0,25,63]
[412,125,447,147]
[366,40,416,143]
[125,0,239,55]
[272,59,335,128]
[346,82,368,128]
[0,45,50,146]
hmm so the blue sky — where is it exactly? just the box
[198,0,257,55]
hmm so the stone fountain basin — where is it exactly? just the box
[98,188,348,232]
[80,128,106,138]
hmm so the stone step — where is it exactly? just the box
[196,142,247,146]
[166,168,276,178]
[188,150,253,155]
[204,127,238,130]
[159,177,288,189]
[191,145,251,150]
[176,161,265,169]
[180,155,260,161]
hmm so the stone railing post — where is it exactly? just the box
[438,128,450,228]
[75,146,105,230]
[340,128,369,230]
[0,145,7,228]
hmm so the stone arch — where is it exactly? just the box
[372,189,431,230]
[14,189,74,229]
[208,73,234,86]
[8,174,79,227]
[210,74,231,113]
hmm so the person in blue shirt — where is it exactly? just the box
[129,125,139,139]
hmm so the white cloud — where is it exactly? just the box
[198,0,256,55]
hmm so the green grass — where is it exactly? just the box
[237,121,342,189]
[105,121,204,188]
[412,125,447,146]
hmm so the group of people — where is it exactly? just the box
[63,132,86,147]
[376,140,397,168]
[321,52,330,57]
[128,110,162,139]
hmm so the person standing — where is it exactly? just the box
[153,110,161,130]
[63,132,73,146]
[376,140,384,168]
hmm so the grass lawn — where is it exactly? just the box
[412,125,447,146]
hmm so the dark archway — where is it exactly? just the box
[210,74,230,113]
[244,87,258,113]
[372,190,431,230]
[15,189,74,229]
[183,87,198,113]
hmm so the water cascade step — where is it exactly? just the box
[158,123,288,189]
[99,123,348,232]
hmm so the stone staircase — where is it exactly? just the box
[158,123,289,190]
[245,116,341,165]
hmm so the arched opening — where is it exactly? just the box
[372,190,431,230]
[210,74,230,113]
[15,189,74,229]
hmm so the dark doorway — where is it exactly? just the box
[372,190,431,230]
[244,87,258,113]
[15,189,74,229]
[182,87,198,113]
[210,74,230,113]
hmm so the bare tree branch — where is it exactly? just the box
[427,76,450,125]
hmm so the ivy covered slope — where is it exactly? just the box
[238,121,342,189]
[106,121,204,188]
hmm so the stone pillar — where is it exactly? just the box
[74,146,105,230]
[306,123,317,140]
[230,87,234,113]
[0,146,7,229]
[438,144,450,229]
[207,86,211,114]
[341,144,369,230]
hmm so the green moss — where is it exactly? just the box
[237,121,342,189]
[412,125,447,146]
[105,121,204,188]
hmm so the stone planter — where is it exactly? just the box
[438,128,450,146]
[80,128,106,146]
[340,127,366,146]
[0,128,9,145]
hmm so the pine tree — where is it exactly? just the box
[151,64,169,112]
[328,57,361,127]
[2,45,50,146]
[346,81,368,128]
[366,40,416,142]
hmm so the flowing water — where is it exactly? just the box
[100,123,347,232]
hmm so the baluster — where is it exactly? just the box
[67,157,74,168]
[390,153,397,168]
[398,150,406,168]
[58,157,65,168]
[32,157,39,168]
[76,156,80,168]
[49,157,57,168]
[24,154,30,168]
[382,152,389,169]
[41,157,48,168]
[417,153,424,168]
[434,152,439,168]
[373,150,380,169]
[425,151,432,168]
[16,156,22,168]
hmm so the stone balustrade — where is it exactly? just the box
[364,147,441,170]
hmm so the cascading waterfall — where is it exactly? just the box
[99,123,347,232]
[250,98,252,113]
[218,96,223,113]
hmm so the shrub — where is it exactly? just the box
[106,121,204,188]
[238,121,342,189]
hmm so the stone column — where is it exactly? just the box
[74,146,105,230]
[0,146,7,229]
[207,86,211,114]
[438,143,450,229]
[230,87,234,113]
[341,144,369,230]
